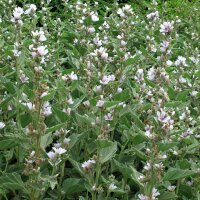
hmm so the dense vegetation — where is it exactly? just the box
[0,0,199,199]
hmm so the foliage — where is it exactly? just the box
[0,0,199,200]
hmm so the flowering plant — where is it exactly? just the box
[0,0,199,199]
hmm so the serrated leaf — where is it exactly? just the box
[0,138,18,150]
[131,114,145,130]
[158,142,178,152]
[62,178,86,195]
[40,133,53,150]
[163,168,197,181]
[99,142,117,163]
[53,107,69,123]
[158,191,177,200]
[0,173,26,191]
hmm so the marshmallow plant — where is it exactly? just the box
[0,0,199,200]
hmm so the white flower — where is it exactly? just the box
[157,109,170,123]
[120,40,127,46]
[95,85,102,93]
[37,46,48,56]
[147,67,156,81]
[96,100,104,108]
[145,125,153,138]
[117,5,133,18]
[167,185,176,191]
[47,151,56,160]
[69,71,78,80]
[22,102,35,110]
[179,75,187,83]
[54,142,62,148]
[83,100,90,107]
[158,154,167,160]
[135,69,144,82]
[90,12,99,22]
[62,71,78,81]
[42,101,52,116]
[20,71,29,83]
[160,41,170,53]
[99,21,110,30]
[109,183,117,190]
[91,47,108,60]
[154,163,164,170]
[82,159,96,170]
[191,91,198,97]
[138,188,159,200]
[25,4,37,15]
[34,66,43,73]
[93,37,102,47]
[166,60,173,66]
[0,122,5,129]
[30,151,35,157]
[160,22,174,34]
[181,129,193,138]
[175,56,187,67]
[53,147,66,155]
[117,8,126,18]
[92,184,97,191]
[147,11,159,21]
[190,56,199,64]
[104,113,113,121]
[152,188,160,200]
[138,194,149,200]
[67,97,74,105]
[100,74,115,85]
[12,7,24,20]
[13,49,21,57]
[117,87,123,93]
[88,27,95,33]
[143,162,151,171]
[64,138,71,145]
[138,175,145,181]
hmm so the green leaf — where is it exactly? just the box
[131,114,145,130]
[0,138,18,150]
[0,173,26,191]
[177,159,191,169]
[41,90,55,101]
[132,147,148,160]
[113,89,131,102]
[68,158,85,176]
[112,159,142,186]
[165,101,182,108]
[3,81,16,94]
[46,123,66,133]
[0,95,13,109]
[75,113,92,126]
[178,184,193,199]
[69,133,85,149]
[53,107,69,123]
[104,101,121,109]
[176,90,189,102]
[40,133,53,150]
[72,95,86,109]
[62,178,86,195]
[158,191,177,200]
[163,168,197,181]
[20,113,31,127]
[99,142,117,163]
[158,142,178,152]
[168,87,176,100]
[41,175,58,190]
[125,55,140,66]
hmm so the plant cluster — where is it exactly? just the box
[0,0,199,200]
